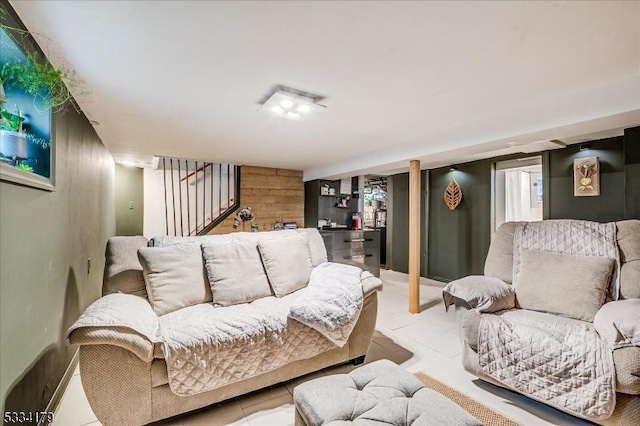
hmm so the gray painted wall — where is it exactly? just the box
[115,164,144,236]
[0,108,115,417]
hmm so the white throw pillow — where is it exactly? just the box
[258,233,313,297]
[201,239,273,306]
[296,229,328,267]
[137,243,212,316]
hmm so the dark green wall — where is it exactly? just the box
[548,136,626,222]
[304,180,320,227]
[388,171,428,275]
[390,128,639,283]
[304,178,358,228]
[389,173,409,272]
[427,161,492,281]
[624,127,640,219]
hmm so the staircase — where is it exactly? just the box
[160,157,240,236]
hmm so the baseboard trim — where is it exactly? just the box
[426,274,451,284]
[39,349,79,426]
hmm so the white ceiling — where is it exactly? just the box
[10,1,640,180]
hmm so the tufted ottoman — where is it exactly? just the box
[293,360,480,425]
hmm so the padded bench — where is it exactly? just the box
[293,359,481,425]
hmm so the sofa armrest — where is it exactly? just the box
[442,275,515,313]
[594,299,640,349]
[362,271,383,297]
[69,326,154,362]
[67,293,160,361]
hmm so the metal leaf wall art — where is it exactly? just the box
[574,156,600,197]
[444,179,462,210]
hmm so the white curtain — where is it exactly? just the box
[505,171,536,222]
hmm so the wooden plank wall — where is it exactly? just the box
[209,165,305,234]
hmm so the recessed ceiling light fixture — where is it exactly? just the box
[258,85,325,121]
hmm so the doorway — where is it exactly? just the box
[493,156,543,233]
[364,176,387,266]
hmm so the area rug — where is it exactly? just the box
[414,372,520,426]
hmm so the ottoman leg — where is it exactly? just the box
[350,355,365,365]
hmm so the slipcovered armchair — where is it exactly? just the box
[443,220,640,425]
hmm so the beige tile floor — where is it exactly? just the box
[52,270,590,426]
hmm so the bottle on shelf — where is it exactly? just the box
[351,212,361,230]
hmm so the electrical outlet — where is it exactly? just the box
[128,201,134,210]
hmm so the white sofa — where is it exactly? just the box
[68,228,381,425]
[444,220,639,425]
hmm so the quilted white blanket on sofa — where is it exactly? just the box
[288,262,364,347]
[159,292,338,396]
[159,263,368,396]
[478,309,616,421]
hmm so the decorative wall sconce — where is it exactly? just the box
[574,156,600,197]
[444,179,463,210]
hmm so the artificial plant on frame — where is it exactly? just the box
[0,8,85,172]
[0,8,83,113]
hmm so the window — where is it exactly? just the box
[493,157,543,232]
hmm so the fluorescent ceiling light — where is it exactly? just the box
[258,85,325,121]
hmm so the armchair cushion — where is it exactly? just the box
[516,250,614,322]
[442,276,515,313]
[484,222,517,283]
[594,299,640,349]
[617,220,640,299]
